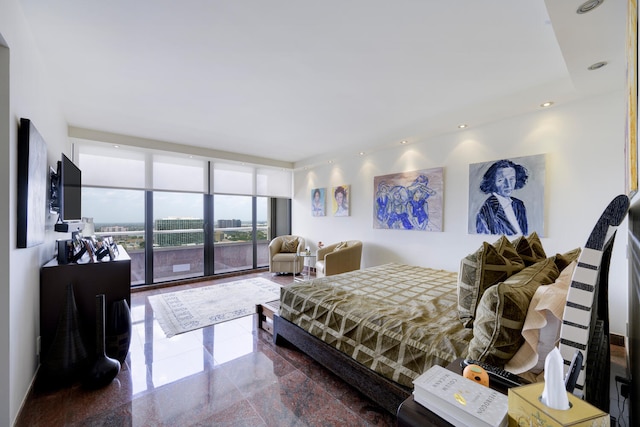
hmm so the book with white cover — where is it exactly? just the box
[413,365,508,427]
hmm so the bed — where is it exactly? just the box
[273,194,630,416]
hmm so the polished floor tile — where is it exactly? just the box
[15,272,395,426]
[15,271,629,426]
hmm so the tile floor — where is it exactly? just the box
[15,272,395,427]
[15,271,630,426]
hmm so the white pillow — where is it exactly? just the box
[505,261,576,375]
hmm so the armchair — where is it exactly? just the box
[314,240,362,278]
[269,235,306,274]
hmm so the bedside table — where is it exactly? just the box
[396,358,508,427]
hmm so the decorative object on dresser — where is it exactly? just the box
[106,298,132,364]
[84,294,120,389]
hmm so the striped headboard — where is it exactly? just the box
[558,194,629,412]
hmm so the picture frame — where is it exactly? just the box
[468,154,546,236]
[373,168,443,231]
[17,118,47,248]
[331,185,350,217]
[311,187,326,217]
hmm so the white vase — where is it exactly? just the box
[82,217,95,237]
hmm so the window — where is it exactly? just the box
[76,141,291,286]
[81,187,145,285]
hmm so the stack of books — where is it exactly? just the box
[413,365,509,427]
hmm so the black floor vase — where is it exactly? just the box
[106,298,132,364]
[40,283,88,389]
[84,294,120,389]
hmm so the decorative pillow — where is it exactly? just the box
[333,241,347,251]
[511,232,546,266]
[466,256,560,367]
[505,261,577,374]
[458,236,525,328]
[554,248,581,272]
[281,237,299,253]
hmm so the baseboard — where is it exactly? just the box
[611,333,625,347]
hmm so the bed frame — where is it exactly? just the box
[273,194,630,416]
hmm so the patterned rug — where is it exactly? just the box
[148,277,281,338]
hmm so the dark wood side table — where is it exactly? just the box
[396,358,508,427]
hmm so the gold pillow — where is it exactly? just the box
[281,237,299,253]
[554,247,581,271]
[466,256,560,367]
[333,241,347,251]
[511,232,546,266]
[458,236,525,328]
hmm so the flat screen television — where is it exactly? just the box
[57,154,82,222]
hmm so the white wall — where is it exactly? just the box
[1,0,70,424]
[293,91,629,335]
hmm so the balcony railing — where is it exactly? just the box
[96,228,270,286]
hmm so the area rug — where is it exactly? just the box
[148,277,281,338]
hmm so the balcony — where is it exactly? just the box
[97,228,270,286]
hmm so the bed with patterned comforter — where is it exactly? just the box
[278,262,473,388]
[273,196,629,416]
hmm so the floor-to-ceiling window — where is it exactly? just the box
[211,195,270,274]
[153,191,204,282]
[76,141,291,287]
[81,187,146,285]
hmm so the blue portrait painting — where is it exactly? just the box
[468,154,546,236]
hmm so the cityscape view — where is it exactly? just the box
[95,219,270,251]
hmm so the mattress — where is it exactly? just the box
[279,263,474,388]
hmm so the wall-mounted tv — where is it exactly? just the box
[52,153,82,223]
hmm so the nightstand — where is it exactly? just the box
[397,358,508,427]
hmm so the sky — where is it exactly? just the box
[82,188,268,224]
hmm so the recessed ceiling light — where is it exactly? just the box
[113,145,120,149]
[540,101,554,108]
[458,124,468,129]
[588,61,608,70]
[328,160,333,164]
[359,151,365,156]
[576,0,604,14]
[400,140,408,145]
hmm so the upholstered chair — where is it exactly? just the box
[314,240,362,278]
[269,235,305,274]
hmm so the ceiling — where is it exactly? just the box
[18,0,627,168]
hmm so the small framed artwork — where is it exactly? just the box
[331,185,350,217]
[373,168,443,231]
[311,188,326,216]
